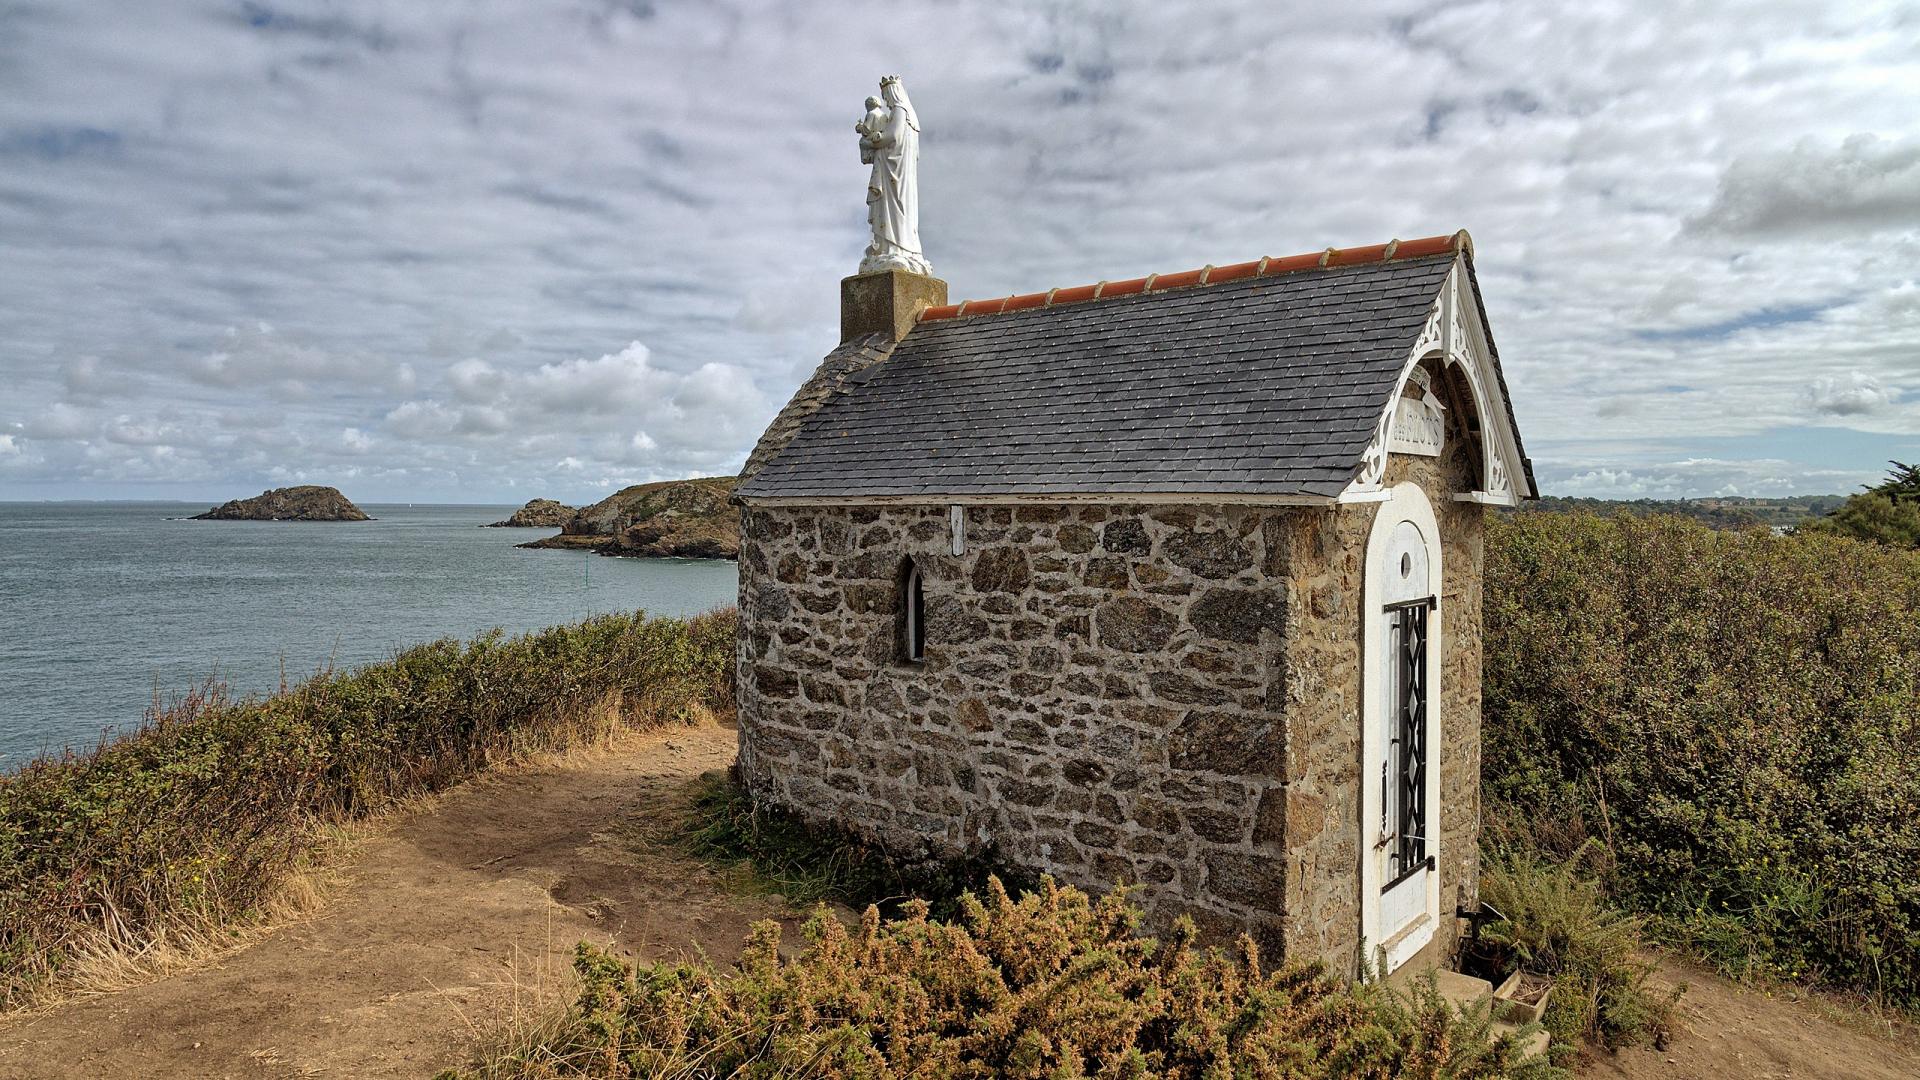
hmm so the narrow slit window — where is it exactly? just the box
[900,561,925,663]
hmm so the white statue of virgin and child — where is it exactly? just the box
[855,76,932,276]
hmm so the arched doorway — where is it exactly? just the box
[1359,481,1443,975]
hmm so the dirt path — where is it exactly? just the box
[2,718,1915,1079]
[1579,959,1920,1079]
[0,719,797,1080]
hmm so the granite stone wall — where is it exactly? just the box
[735,407,1484,969]
[736,501,1300,951]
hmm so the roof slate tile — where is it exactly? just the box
[736,253,1459,501]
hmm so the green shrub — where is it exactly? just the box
[1478,845,1674,1053]
[1484,512,1920,1005]
[0,608,738,1006]
[451,877,1559,1080]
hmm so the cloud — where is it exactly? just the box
[376,341,771,482]
[0,125,123,161]
[0,1,1916,500]
[63,356,111,399]
[446,358,505,402]
[190,324,415,396]
[1552,458,1863,500]
[103,415,183,447]
[518,345,665,415]
[1805,371,1898,417]
[21,403,95,440]
[1689,135,1920,236]
[381,400,456,438]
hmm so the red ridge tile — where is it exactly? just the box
[1262,252,1324,275]
[1389,234,1455,259]
[1324,242,1393,267]
[1151,268,1205,290]
[1205,261,1262,284]
[919,232,1463,322]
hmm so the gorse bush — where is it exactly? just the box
[451,877,1558,1080]
[0,608,737,1006]
[1483,512,1920,1005]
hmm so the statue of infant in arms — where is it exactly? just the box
[857,96,886,164]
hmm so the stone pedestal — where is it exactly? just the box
[841,269,948,343]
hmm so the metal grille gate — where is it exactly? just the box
[1389,600,1429,883]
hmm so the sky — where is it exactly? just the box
[2,1,1918,504]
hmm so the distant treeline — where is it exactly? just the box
[1509,494,1846,530]
[1516,461,1920,550]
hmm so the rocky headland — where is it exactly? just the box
[519,476,738,559]
[484,498,576,528]
[192,486,370,522]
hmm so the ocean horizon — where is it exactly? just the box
[0,501,739,769]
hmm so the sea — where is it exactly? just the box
[0,502,740,770]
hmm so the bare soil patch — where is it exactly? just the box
[1579,958,1920,1079]
[0,719,795,1079]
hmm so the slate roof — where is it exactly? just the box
[737,243,1494,502]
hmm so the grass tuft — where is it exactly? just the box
[680,773,1035,919]
[1479,843,1678,1059]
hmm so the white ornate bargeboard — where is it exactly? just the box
[856,75,932,276]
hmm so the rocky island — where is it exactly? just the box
[484,498,575,528]
[192,485,370,522]
[519,476,737,559]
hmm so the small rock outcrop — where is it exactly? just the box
[485,499,575,528]
[519,476,738,559]
[192,486,370,522]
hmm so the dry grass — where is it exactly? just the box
[0,610,737,1011]
[439,899,600,1080]
[30,788,419,1008]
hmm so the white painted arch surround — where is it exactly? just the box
[1359,480,1444,976]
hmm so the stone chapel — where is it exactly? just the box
[729,79,1534,982]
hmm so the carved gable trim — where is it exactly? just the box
[1339,256,1532,505]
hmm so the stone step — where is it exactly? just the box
[1383,962,1552,1061]
[1383,961,1494,1009]
[1491,1019,1552,1059]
